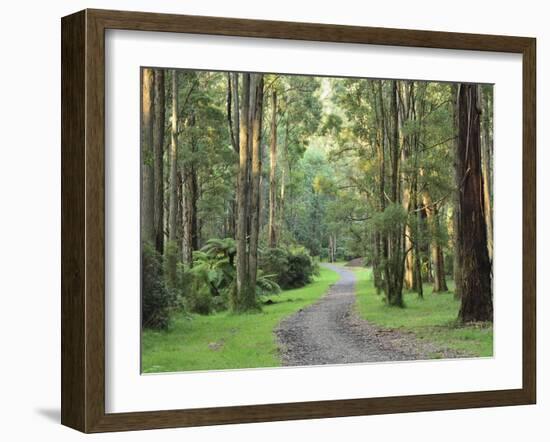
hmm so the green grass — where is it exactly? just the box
[141,266,340,373]
[352,267,493,358]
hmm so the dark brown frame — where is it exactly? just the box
[61,8,536,433]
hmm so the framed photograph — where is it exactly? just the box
[61,9,536,433]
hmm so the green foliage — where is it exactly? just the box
[185,239,236,314]
[178,238,281,314]
[192,238,237,296]
[370,203,407,234]
[255,269,281,297]
[260,246,318,289]
[142,242,174,330]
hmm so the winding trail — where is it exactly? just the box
[276,264,416,366]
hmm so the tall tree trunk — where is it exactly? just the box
[152,69,165,253]
[480,85,493,262]
[248,74,264,290]
[228,73,240,238]
[168,70,178,243]
[390,81,399,203]
[373,81,387,296]
[278,125,288,240]
[383,80,405,307]
[451,84,462,299]
[141,68,155,244]
[457,84,493,322]
[401,83,414,291]
[234,73,252,311]
[268,90,278,248]
[231,73,240,151]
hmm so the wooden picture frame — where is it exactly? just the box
[61,8,536,433]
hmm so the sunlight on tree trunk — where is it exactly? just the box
[480,85,494,262]
[141,68,155,245]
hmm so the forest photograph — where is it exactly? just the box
[140,67,494,373]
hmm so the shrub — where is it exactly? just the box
[261,246,318,289]
[142,242,173,329]
[285,246,318,288]
[183,276,214,315]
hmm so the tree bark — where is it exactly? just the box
[401,83,414,291]
[234,73,253,311]
[457,84,493,322]
[248,74,264,290]
[227,73,239,238]
[231,73,240,152]
[152,69,165,253]
[141,68,155,245]
[268,90,278,248]
[480,85,493,262]
[227,73,238,152]
[383,80,405,307]
[278,125,288,240]
[451,84,462,299]
[373,81,387,295]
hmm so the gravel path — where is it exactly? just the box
[276,264,450,366]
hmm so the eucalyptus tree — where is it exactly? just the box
[152,69,165,254]
[233,73,265,312]
[141,68,155,245]
[456,84,493,322]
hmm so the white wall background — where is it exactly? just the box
[0,0,546,440]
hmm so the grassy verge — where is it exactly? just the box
[141,266,340,373]
[352,267,493,358]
